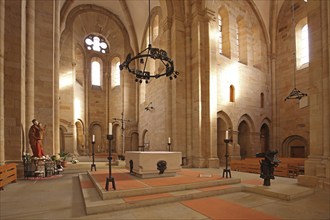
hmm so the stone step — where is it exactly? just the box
[79,172,315,215]
[87,171,241,200]
[79,173,242,215]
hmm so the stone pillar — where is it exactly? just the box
[162,17,173,152]
[298,0,330,190]
[190,5,205,167]
[53,0,60,155]
[204,9,219,168]
[190,5,219,168]
[4,0,25,162]
[184,14,192,166]
[25,0,35,155]
[269,0,280,151]
[0,0,5,165]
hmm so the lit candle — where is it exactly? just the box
[225,130,229,139]
[109,123,112,135]
[168,137,171,144]
[92,135,95,142]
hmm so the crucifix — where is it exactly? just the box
[112,112,130,155]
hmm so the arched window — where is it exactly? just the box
[153,15,159,41]
[230,85,235,102]
[218,14,223,54]
[236,25,239,56]
[219,7,230,58]
[91,61,101,86]
[84,34,109,54]
[237,17,247,64]
[260,92,264,108]
[111,57,120,88]
[295,17,309,69]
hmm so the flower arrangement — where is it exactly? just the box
[58,151,70,161]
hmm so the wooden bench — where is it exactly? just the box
[231,158,305,178]
[0,163,17,190]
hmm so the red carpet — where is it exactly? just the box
[90,169,223,190]
[181,197,280,220]
[241,179,263,185]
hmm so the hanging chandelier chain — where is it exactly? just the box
[285,0,307,101]
[119,0,179,83]
[292,0,296,88]
[148,0,151,46]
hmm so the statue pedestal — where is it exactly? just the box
[125,151,182,178]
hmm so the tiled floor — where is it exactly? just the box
[1,162,329,220]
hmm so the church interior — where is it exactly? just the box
[0,0,329,219]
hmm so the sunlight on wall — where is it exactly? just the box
[210,71,218,116]
[74,98,81,120]
[60,72,73,89]
[219,63,240,104]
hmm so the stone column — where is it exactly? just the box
[190,6,205,167]
[204,9,219,168]
[190,5,219,168]
[162,17,173,151]
[298,0,330,190]
[0,0,5,165]
[53,0,60,155]
[25,0,35,154]
[269,0,280,150]
[184,14,192,166]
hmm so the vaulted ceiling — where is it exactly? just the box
[60,0,285,50]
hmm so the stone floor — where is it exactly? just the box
[0,161,329,220]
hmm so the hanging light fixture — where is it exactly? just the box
[285,0,307,101]
[119,0,179,84]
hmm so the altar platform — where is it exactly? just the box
[2,163,326,220]
[78,168,314,215]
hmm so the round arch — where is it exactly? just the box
[217,111,233,165]
[282,135,308,158]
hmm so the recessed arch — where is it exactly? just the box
[217,111,234,165]
[282,135,308,158]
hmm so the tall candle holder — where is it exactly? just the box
[90,139,96,171]
[168,143,171,152]
[105,134,116,191]
[222,138,232,178]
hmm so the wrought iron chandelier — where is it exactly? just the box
[119,0,179,83]
[285,0,307,101]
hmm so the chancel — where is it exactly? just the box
[0,0,329,219]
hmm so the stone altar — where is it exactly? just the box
[125,151,182,178]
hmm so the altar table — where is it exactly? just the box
[125,151,182,178]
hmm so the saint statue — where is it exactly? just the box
[28,119,46,157]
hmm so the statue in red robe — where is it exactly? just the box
[28,119,46,157]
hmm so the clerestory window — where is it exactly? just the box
[91,60,101,86]
[218,15,223,54]
[295,18,309,69]
[111,57,121,88]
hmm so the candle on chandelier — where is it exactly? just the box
[92,135,95,142]
[225,130,229,140]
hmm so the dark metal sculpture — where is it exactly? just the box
[157,160,167,174]
[256,150,280,186]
